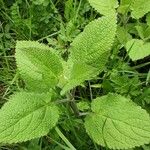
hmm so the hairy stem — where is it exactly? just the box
[67,92,80,117]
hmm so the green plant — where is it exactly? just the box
[0,0,150,150]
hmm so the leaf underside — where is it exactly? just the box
[0,92,59,144]
[85,93,150,149]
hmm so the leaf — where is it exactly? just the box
[70,16,117,69]
[135,25,145,40]
[0,92,59,143]
[117,26,132,45]
[61,15,117,94]
[77,101,90,111]
[61,62,99,95]
[88,0,118,16]
[119,0,150,19]
[85,93,150,149]
[117,0,132,14]
[126,39,150,61]
[131,0,150,19]
[16,41,63,92]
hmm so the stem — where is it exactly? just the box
[46,136,70,150]
[67,92,80,117]
[3,72,19,98]
[55,127,76,150]
[55,99,72,104]
[88,81,93,100]
[37,31,60,41]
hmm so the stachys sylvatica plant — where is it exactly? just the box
[0,0,150,149]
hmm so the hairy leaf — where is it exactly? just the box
[16,41,63,92]
[88,0,118,16]
[85,93,150,149]
[70,16,117,69]
[61,62,99,95]
[126,39,150,61]
[0,92,59,143]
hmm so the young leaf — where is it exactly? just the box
[118,0,131,14]
[88,0,118,16]
[131,0,150,19]
[85,93,150,149]
[70,16,117,69]
[0,92,59,143]
[126,39,150,61]
[61,62,99,95]
[16,41,63,92]
[117,26,132,45]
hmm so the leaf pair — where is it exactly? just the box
[1,92,150,149]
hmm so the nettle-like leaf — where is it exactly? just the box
[70,16,117,68]
[61,62,99,95]
[88,0,118,16]
[85,93,150,149]
[60,0,118,94]
[16,41,63,92]
[61,16,117,94]
[131,0,150,19]
[126,39,150,61]
[0,92,59,143]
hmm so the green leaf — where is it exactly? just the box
[119,0,150,19]
[70,16,117,69]
[16,41,63,92]
[61,16,117,94]
[61,62,99,95]
[135,25,145,40]
[77,101,90,111]
[117,26,132,45]
[0,92,59,143]
[131,0,150,19]
[85,93,150,149]
[88,0,118,16]
[126,39,150,61]
[117,0,132,14]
